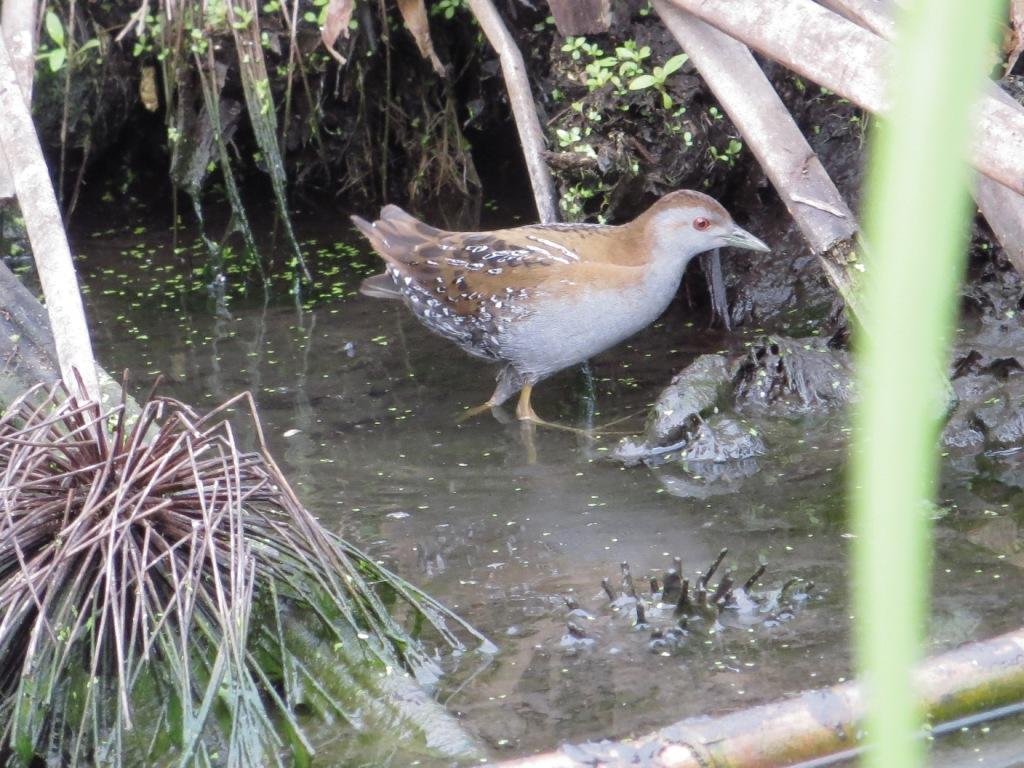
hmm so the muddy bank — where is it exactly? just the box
[612,336,852,465]
[613,319,1024,467]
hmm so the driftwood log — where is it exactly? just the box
[495,626,1024,768]
[0,261,135,411]
[0,30,98,399]
[663,0,1024,200]
[0,262,61,406]
[654,1,863,323]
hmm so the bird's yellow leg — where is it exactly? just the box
[460,382,629,436]
[515,383,538,422]
[515,384,596,435]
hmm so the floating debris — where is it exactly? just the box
[560,620,597,653]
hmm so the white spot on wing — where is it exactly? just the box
[526,235,580,263]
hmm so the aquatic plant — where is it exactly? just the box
[0,379,487,765]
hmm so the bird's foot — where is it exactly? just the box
[513,386,589,434]
[458,386,634,436]
[517,412,594,435]
[515,396,618,435]
[455,401,499,423]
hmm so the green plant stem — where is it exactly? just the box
[852,3,1002,768]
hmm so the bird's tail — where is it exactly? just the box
[351,214,384,251]
[359,272,403,300]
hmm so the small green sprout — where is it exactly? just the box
[628,53,688,109]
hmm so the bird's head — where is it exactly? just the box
[639,190,770,265]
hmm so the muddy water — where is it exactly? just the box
[73,212,1024,764]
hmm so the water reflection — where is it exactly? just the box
[74,215,1024,763]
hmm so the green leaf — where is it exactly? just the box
[45,10,64,46]
[661,90,673,110]
[628,74,657,91]
[662,53,688,77]
[48,48,66,72]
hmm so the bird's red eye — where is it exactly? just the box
[693,217,711,231]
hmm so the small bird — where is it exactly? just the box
[352,190,769,425]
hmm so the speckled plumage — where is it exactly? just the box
[352,190,769,422]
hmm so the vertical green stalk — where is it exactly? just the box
[853,3,1002,767]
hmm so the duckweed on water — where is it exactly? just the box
[77,230,374,319]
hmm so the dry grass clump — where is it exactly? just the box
[0,380,484,766]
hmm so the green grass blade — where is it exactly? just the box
[853,2,1004,767]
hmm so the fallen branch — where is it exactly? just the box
[0,0,35,201]
[825,0,1024,274]
[973,167,1024,273]
[818,0,895,37]
[0,29,99,400]
[654,1,864,323]
[0,261,131,413]
[496,626,1024,768]
[466,0,559,223]
[663,0,1024,199]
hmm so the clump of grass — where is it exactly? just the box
[0,379,487,766]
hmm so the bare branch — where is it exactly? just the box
[465,0,559,223]
[0,33,98,400]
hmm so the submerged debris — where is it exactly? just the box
[733,336,853,415]
[613,336,853,466]
[612,354,765,465]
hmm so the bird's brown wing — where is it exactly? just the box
[352,208,593,314]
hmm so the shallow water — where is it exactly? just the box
[71,209,1024,764]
